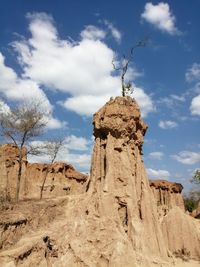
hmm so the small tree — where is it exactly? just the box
[0,101,48,201]
[40,138,64,199]
[191,169,200,185]
[112,39,148,97]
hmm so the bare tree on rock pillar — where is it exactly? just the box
[112,38,148,97]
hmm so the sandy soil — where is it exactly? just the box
[173,259,200,267]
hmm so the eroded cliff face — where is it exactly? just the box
[0,144,27,201]
[0,96,200,267]
[149,179,185,216]
[87,96,168,264]
[0,144,88,201]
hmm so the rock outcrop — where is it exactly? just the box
[162,207,200,260]
[0,144,27,201]
[0,96,200,266]
[86,96,168,265]
[0,144,88,201]
[149,179,185,215]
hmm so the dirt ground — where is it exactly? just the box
[173,259,200,267]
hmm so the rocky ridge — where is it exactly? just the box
[149,179,185,218]
[0,144,88,201]
[0,96,199,267]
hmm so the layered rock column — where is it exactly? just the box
[149,180,185,214]
[88,96,168,262]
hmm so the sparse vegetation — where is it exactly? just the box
[184,169,200,212]
[40,138,64,199]
[184,195,199,212]
[173,246,191,262]
[191,169,200,185]
[112,38,148,97]
[0,101,48,202]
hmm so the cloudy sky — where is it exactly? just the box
[0,0,199,192]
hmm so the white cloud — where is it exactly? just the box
[186,63,200,82]
[64,135,92,151]
[28,135,92,171]
[80,25,106,40]
[0,52,51,111]
[104,20,121,43]
[132,86,155,117]
[190,94,200,116]
[141,2,180,35]
[11,12,154,118]
[172,151,200,165]
[46,117,67,129]
[147,168,170,179]
[158,120,178,129]
[63,94,116,116]
[0,100,10,114]
[148,151,164,160]
[0,52,69,130]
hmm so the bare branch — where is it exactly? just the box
[112,37,149,97]
[0,100,48,202]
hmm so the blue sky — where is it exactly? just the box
[0,1,200,192]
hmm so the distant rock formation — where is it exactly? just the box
[0,144,88,200]
[149,179,185,216]
[162,207,200,260]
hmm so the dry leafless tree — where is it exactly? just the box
[40,138,64,199]
[112,38,148,97]
[0,101,48,201]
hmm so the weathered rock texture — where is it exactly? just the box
[0,144,88,201]
[162,207,200,260]
[86,96,168,265]
[149,179,185,213]
[0,96,200,267]
[0,144,27,201]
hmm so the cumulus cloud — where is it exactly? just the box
[147,168,170,179]
[80,25,106,40]
[148,151,164,160]
[0,53,49,106]
[158,120,178,129]
[46,117,68,130]
[104,20,122,43]
[186,63,200,82]
[172,151,200,165]
[11,12,154,118]
[28,135,92,171]
[64,135,92,151]
[132,86,155,117]
[190,94,200,116]
[141,2,180,35]
[0,100,10,114]
[0,53,66,129]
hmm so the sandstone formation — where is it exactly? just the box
[0,144,88,201]
[149,179,185,216]
[0,96,200,267]
[0,144,27,201]
[162,207,200,260]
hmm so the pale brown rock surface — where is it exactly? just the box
[0,144,88,200]
[0,96,200,267]
[149,179,185,216]
[161,206,200,260]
